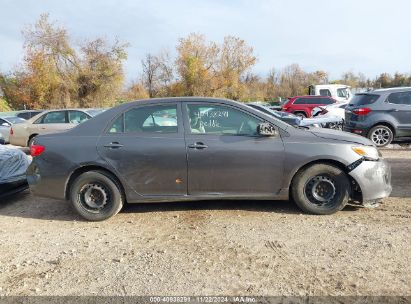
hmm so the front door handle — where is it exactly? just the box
[188,142,208,149]
[104,142,124,149]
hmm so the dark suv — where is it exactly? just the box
[344,87,411,147]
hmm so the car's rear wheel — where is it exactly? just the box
[70,171,123,221]
[291,164,350,215]
[28,135,37,147]
[368,125,393,147]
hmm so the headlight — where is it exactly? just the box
[351,146,379,161]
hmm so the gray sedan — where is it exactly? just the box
[27,97,392,221]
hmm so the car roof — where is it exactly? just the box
[372,87,411,93]
[56,97,292,137]
[2,116,24,121]
[291,95,333,98]
[16,110,43,113]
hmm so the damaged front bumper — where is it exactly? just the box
[348,157,392,205]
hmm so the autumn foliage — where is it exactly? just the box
[1,14,411,110]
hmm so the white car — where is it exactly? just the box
[312,102,348,120]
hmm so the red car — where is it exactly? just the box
[282,96,337,118]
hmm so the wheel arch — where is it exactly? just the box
[288,158,362,203]
[65,165,127,202]
[27,133,39,146]
[368,121,396,137]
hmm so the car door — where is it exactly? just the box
[183,102,285,197]
[386,91,411,136]
[97,103,187,197]
[30,111,69,135]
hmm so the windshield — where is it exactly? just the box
[349,94,380,106]
[5,117,26,124]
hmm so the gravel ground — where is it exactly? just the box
[0,149,410,296]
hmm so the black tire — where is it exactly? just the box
[291,164,350,215]
[28,135,37,147]
[70,171,123,221]
[367,125,393,147]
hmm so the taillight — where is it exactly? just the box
[31,145,45,157]
[352,108,372,115]
[10,127,13,135]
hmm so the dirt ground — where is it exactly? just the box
[0,149,410,296]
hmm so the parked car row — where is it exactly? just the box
[247,103,343,130]
[261,87,411,147]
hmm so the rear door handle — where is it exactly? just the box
[104,142,124,149]
[188,142,208,149]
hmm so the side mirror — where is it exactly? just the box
[1,122,10,127]
[258,122,277,136]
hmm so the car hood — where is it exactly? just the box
[310,128,373,146]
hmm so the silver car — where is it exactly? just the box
[10,108,104,147]
[0,116,26,143]
[27,97,392,221]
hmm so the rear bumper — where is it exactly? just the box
[343,125,370,136]
[348,158,392,203]
[26,161,67,200]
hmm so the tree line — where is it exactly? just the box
[1,14,410,110]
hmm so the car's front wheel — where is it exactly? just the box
[70,171,123,221]
[291,164,350,215]
[368,125,393,147]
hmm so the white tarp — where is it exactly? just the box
[0,146,30,183]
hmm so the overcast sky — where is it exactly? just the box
[1,0,410,82]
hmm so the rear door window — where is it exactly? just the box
[387,91,411,105]
[108,104,178,134]
[349,94,380,106]
[293,98,306,105]
[41,111,67,124]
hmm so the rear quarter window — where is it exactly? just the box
[349,94,380,106]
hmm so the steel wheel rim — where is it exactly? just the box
[78,183,109,212]
[305,175,337,207]
[371,128,390,146]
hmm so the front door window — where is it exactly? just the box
[186,104,260,136]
